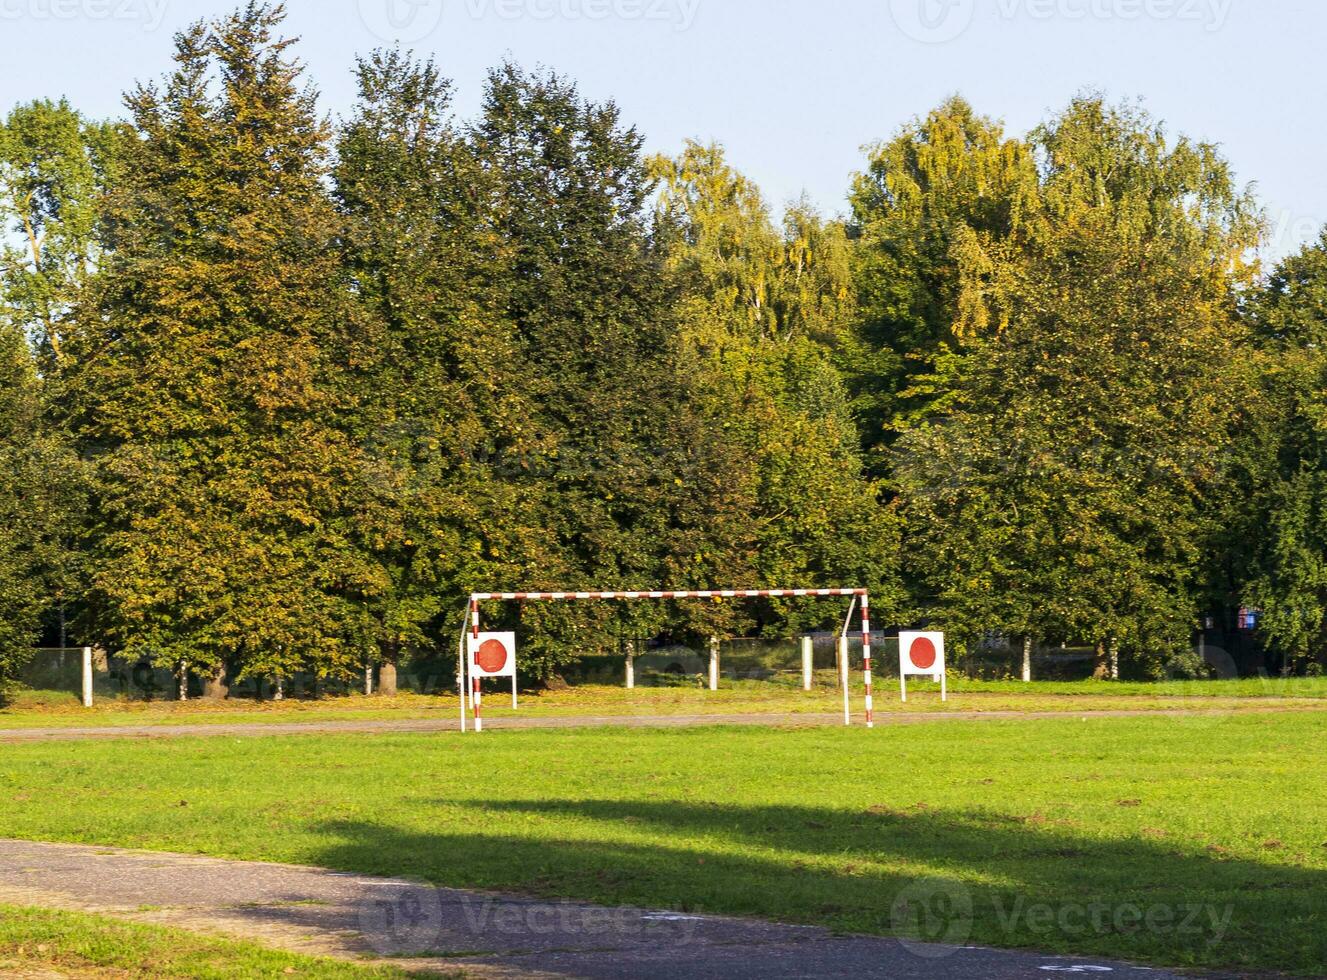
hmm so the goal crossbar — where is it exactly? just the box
[460,588,876,733]
[472,589,868,601]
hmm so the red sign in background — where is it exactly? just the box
[909,636,937,671]
[475,638,510,673]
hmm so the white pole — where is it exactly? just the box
[364,663,373,697]
[457,604,469,734]
[81,647,92,708]
[801,636,813,691]
[838,635,850,725]
[1022,636,1033,683]
[625,640,635,690]
[709,636,719,692]
[511,668,518,710]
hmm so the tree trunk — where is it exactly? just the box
[1022,636,1033,683]
[1108,636,1120,680]
[273,676,284,701]
[379,661,398,697]
[203,667,229,700]
[1093,641,1111,680]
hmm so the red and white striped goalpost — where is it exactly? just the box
[459,588,875,734]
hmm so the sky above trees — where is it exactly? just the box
[0,0,1321,262]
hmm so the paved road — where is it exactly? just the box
[0,839,1188,979]
[0,706,1290,742]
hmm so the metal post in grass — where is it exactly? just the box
[456,606,469,734]
[625,639,635,690]
[838,635,850,724]
[1023,636,1033,683]
[861,593,874,728]
[709,636,719,691]
[801,636,813,691]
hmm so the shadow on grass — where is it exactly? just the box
[309,799,1327,976]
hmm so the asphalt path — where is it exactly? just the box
[0,706,1292,742]
[0,839,1194,979]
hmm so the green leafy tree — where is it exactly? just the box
[0,99,118,367]
[334,49,557,692]
[894,96,1260,675]
[847,97,1040,461]
[64,3,369,696]
[652,142,904,634]
[0,100,104,659]
[1241,232,1327,674]
[0,323,46,683]
[467,64,702,673]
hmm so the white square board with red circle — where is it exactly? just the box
[899,631,947,701]
[468,632,517,678]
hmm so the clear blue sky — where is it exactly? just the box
[1,0,1319,259]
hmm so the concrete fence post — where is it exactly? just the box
[81,647,93,708]
[625,640,635,690]
[709,636,719,691]
[801,636,813,690]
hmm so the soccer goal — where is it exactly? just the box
[458,589,877,733]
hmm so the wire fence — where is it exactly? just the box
[11,635,1107,706]
[959,641,1101,681]
[608,635,894,688]
[12,648,86,704]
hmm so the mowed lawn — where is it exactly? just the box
[0,904,446,979]
[3,675,1327,729]
[0,714,1324,975]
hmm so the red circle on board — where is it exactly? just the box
[475,639,509,673]
[909,637,937,670]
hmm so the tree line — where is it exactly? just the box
[1,3,1323,694]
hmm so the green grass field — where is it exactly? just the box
[0,713,1324,974]
[0,903,449,978]
[3,674,1326,729]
